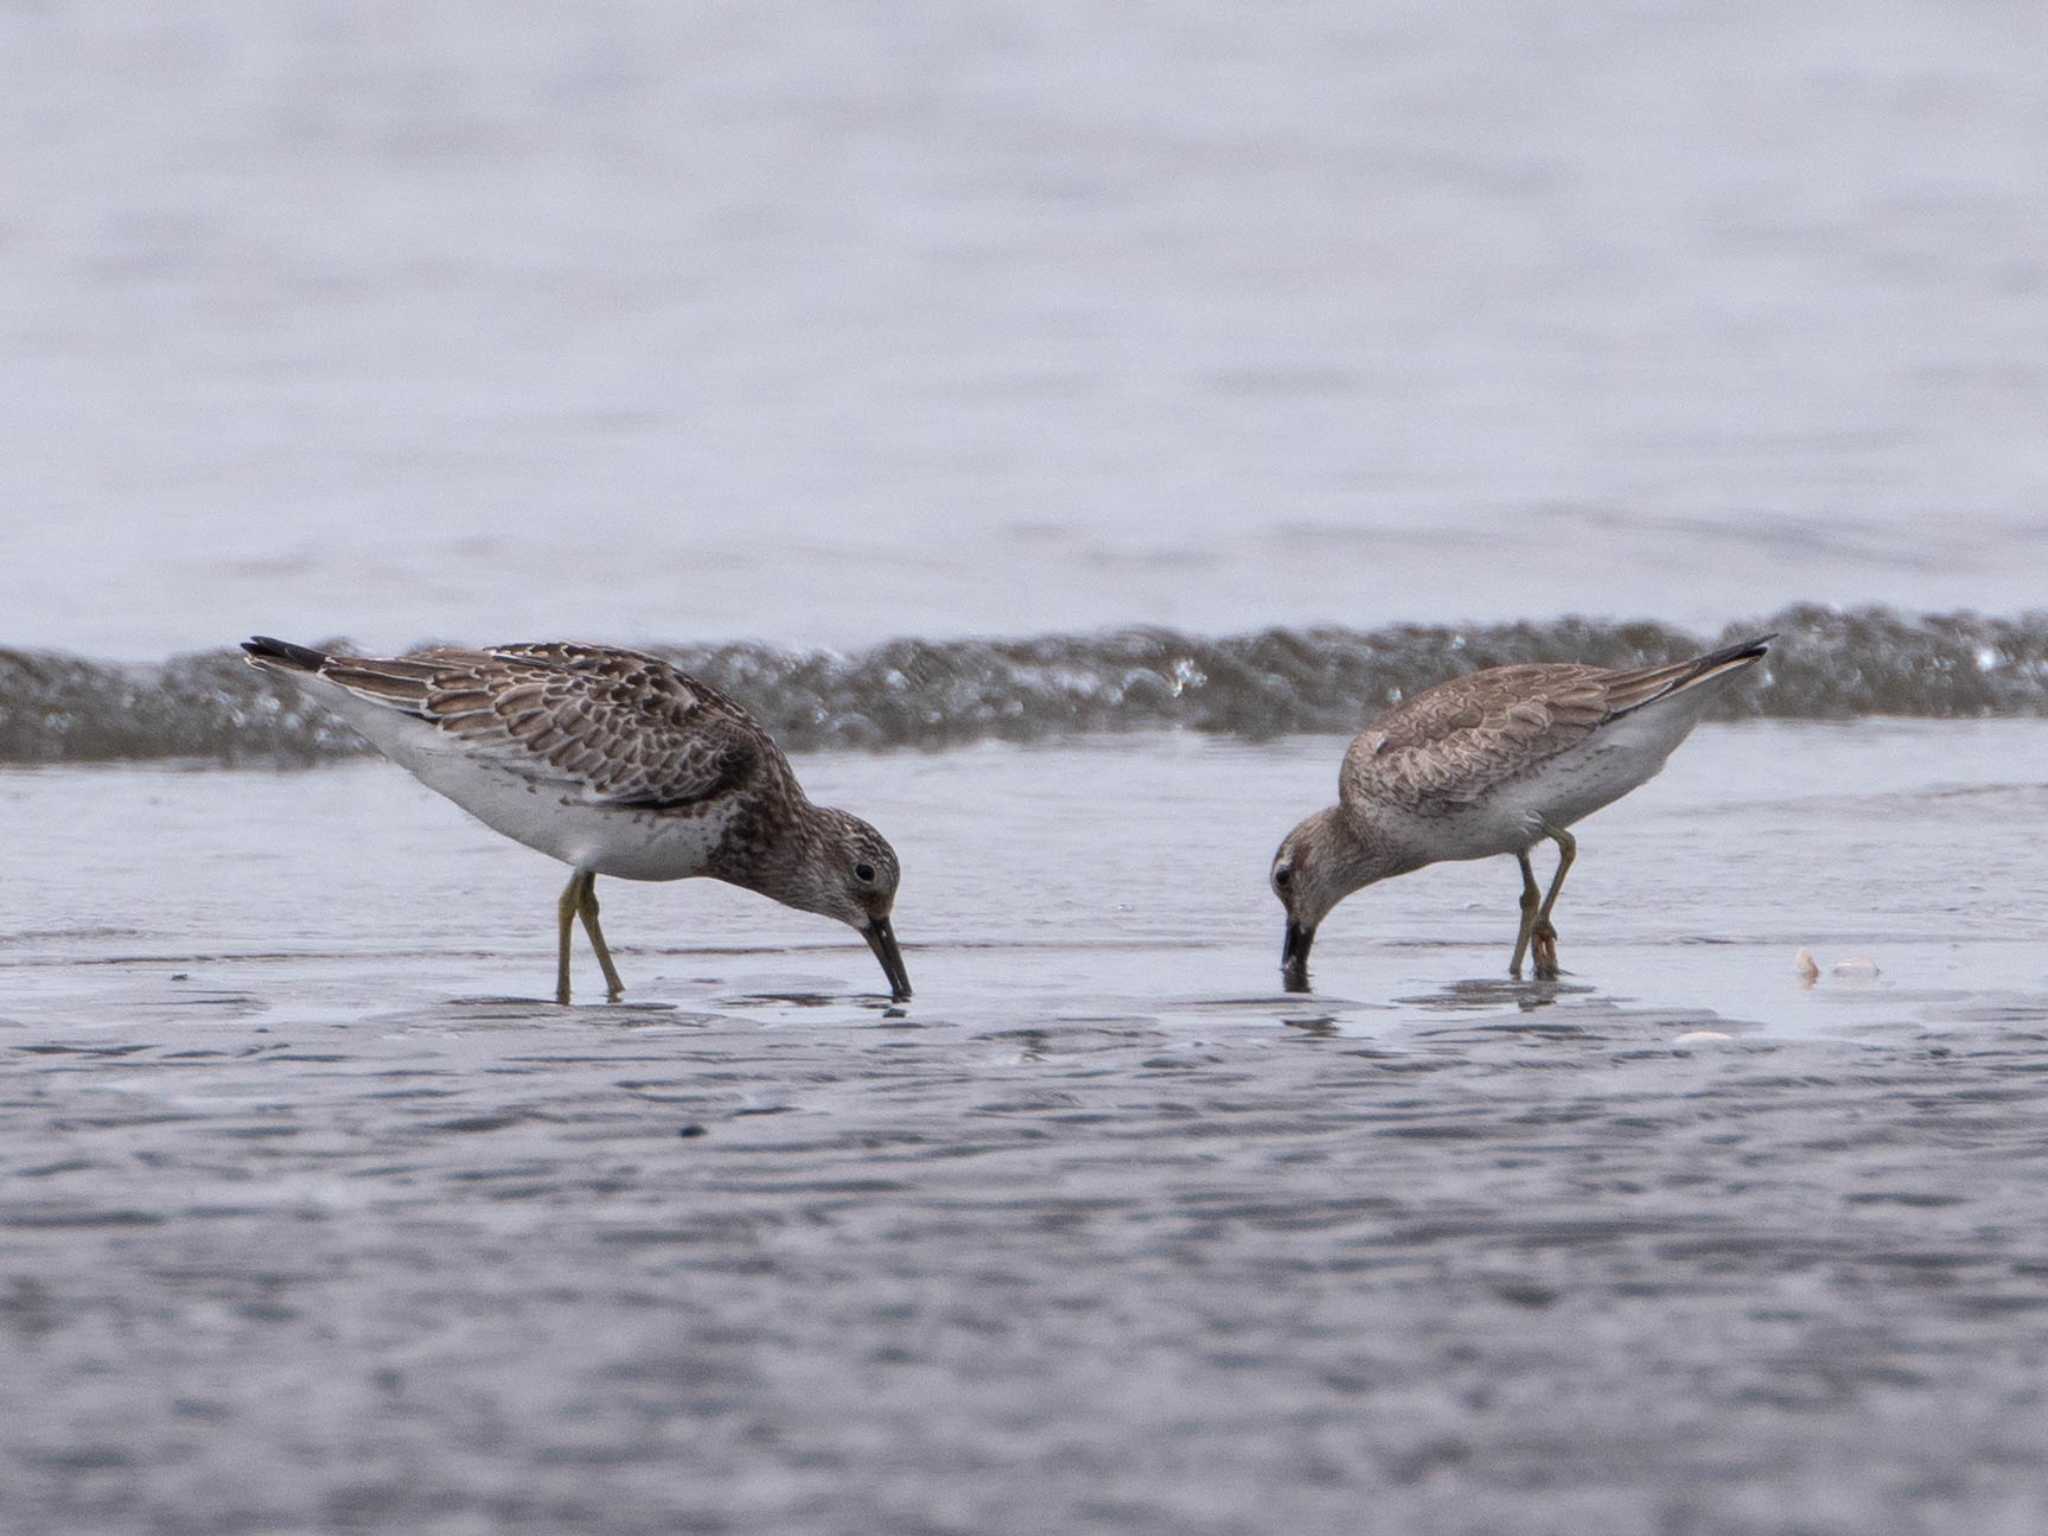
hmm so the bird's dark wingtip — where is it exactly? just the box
[241,635,330,672]
[1705,632,1776,668]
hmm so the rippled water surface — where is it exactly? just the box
[6,723,2048,1533]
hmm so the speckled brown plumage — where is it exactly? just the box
[241,636,910,1004]
[1272,635,1773,991]
[316,642,776,809]
[1340,648,1766,817]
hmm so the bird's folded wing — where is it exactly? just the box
[315,644,761,806]
[1340,664,1613,811]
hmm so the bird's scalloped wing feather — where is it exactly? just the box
[313,643,764,806]
[1340,664,1613,812]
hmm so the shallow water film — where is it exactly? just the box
[6,725,2048,1534]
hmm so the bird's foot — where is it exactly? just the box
[1510,899,1540,980]
[1531,920,1560,980]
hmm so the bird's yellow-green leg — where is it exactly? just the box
[556,870,587,1005]
[1510,850,1542,978]
[576,875,625,1002]
[1531,827,1577,980]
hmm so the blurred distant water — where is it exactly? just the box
[4,0,2047,658]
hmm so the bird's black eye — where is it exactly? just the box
[1274,867,1292,889]
[855,863,876,883]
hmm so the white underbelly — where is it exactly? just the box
[408,752,737,880]
[323,689,735,881]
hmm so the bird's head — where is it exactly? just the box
[1270,807,1397,993]
[788,808,911,1000]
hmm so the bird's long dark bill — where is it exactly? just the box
[1281,921,1315,994]
[864,917,913,1001]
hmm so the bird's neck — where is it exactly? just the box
[1314,804,1423,901]
[709,781,823,908]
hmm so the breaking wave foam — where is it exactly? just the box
[3,605,2045,764]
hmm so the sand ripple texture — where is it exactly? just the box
[4,725,2048,1534]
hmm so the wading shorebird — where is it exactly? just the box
[242,637,911,1005]
[1269,635,1772,991]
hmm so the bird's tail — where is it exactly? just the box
[1606,634,1774,717]
[241,635,332,674]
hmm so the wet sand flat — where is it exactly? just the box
[4,724,2048,1533]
